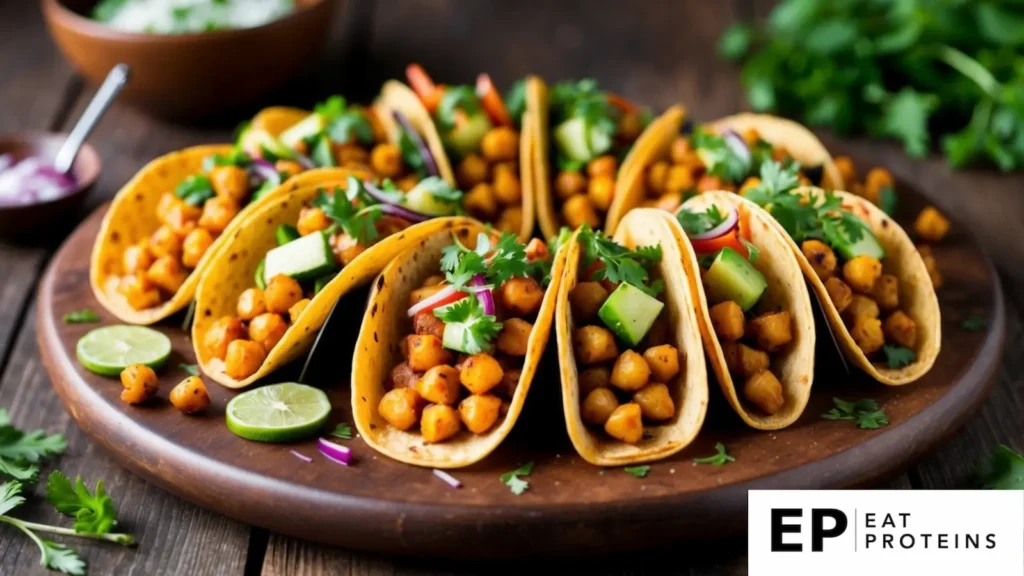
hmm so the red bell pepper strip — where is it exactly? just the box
[476,73,513,127]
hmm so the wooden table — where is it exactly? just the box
[2,1,1022,574]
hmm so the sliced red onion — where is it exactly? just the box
[392,110,439,177]
[289,450,312,463]
[407,283,459,317]
[690,207,739,241]
[432,469,462,489]
[250,158,279,182]
[294,152,315,170]
[375,198,429,224]
[722,129,751,167]
[317,437,353,466]
[470,274,496,316]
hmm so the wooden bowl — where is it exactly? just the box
[42,0,338,122]
[0,132,101,240]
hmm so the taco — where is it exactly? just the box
[620,113,844,223]
[192,170,473,389]
[526,77,687,239]
[375,65,534,240]
[743,175,940,385]
[351,222,565,468]
[557,209,708,466]
[664,192,815,429]
[90,142,361,325]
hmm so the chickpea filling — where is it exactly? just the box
[454,127,524,234]
[377,232,553,443]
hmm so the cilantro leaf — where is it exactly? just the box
[433,296,502,354]
[179,364,199,377]
[880,89,938,158]
[436,86,481,132]
[505,78,528,126]
[676,206,726,236]
[961,316,987,331]
[740,238,760,262]
[719,23,752,60]
[62,309,99,324]
[46,471,118,535]
[691,129,750,182]
[0,480,25,516]
[500,461,534,495]
[821,397,889,429]
[883,345,916,369]
[314,95,347,122]
[579,225,663,296]
[313,178,382,246]
[879,186,898,217]
[0,409,66,483]
[694,443,735,466]
[623,465,650,478]
[330,423,353,440]
[42,541,86,576]
[174,174,215,207]
[327,110,374,146]
[975,444,1024,490]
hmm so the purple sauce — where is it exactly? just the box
[0,154,77,207]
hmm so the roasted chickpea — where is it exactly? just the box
[555,170,586,200]
[709,301,745,341]
[653,192,682,213]
[458,394,503,434]
[525,238,550,262]
[150,225,183,259]
[120,364,159,405]
[664,165,694,196]
[287,297,308,324]
[496,206,524,235]
[378,387,423,430]
[368,143,402,179]
[198,197,239,234]
[918,244,942,288]
[406,334,451,372]
[297,206,330,237]
[850,316,885,355]
[264,274,304,314]
[834,156,856,185]
[460,353,504,395]
[610,350,651,392]
[579,366,611,396]
[582,388,619,426]
[801,240,837,280]
[181,228,214,269]
[496,318,532,357]
[643,344,680,382]
[643,315,671,348]
[249,313,289,352]
[570,281,609,322]
[740,127,761,146]
[396,175,419,192]
[463,182,499,219]
[864,167,893,204]
[845,294,880,320]
[275,160,304,178]
[334,143,369,166]
[157,192,179,224]
[169,376,210,415]
[146,256,188,294]
[420,404,462,443]
[843,255,883,293]
[236,288,267,321]
[587,155,618,179]
[883,311,918,349]
[389,362,418,390]
[329,232,366,266]
[413,311,445,340]
[562,194,600,229]
[825,276,854,313]
[721,341,770,378]
[409,284,446,307]
[422,274,445,287]
[670,136,695,165]
[646,161,669,195]
[771,145,791,163]
[914,206,950,243]
[480,127,518,162]
[633,383,675,421]
[604,403,644,444]
[500,276,543,316]
[416,365,462,405]
[618,110,643,141]
[119,272,162,310]
[164,202,202,237]
[493,163,522,205]
[123,241,154,275]
[748,311,793,352]
[872,274,899,311]
[743,370,784,415]
[457,154,490,188]
[573,326,619,365]
[587,175,616,212]
[225,339,267,380]
[210,165,249,203]
[498,367,521,399]
[204,316,246,359]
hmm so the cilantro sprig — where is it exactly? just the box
[312,177,383,246]
[0,409,66,483]
[62,309,99,324]
[883,345,916,369]
[694,443,735,466]
[624,465,650,478]
[500,461,534,495]
[691,129,750,182]
[433,296,503,355]
[821,398,889,429]
[961,315,988,332]
[315,95,374,146]
[578,225,663,297]
[330,423,353,440]
[676,205,726,236]
[440,231,533,291]
[975,444,1024,490]
[436,86,481,132]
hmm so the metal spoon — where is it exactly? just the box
[53,64,131,174]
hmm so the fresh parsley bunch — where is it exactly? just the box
[721,0,1024,170]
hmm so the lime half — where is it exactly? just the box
[226,383,331,442]
[76,325,172,377]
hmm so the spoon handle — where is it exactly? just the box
[54,64,131,174]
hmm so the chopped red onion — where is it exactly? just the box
[407,283,460,317]
[470,274,496,316]
[722,130,751,167]
[289,450,313,463]
[0,155,77,207]
[432,469,462,489]
[690,207,739,241]
[317,437,353,466]
[392,110,439,177]
[378,202,428,223]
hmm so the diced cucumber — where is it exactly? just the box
[311,134,336,168]
[588,125,613,158]
[445,112,492,158]
[264,231,337,282]
[597,283,665,347]
[255,258,267,289]
[405,180,455,216]
[441,322,490,355]
[248,129,294,161]
[825,220,885,261]
[275,224,300,246]
[703,247,767,312]
[279,114,326,149]
[554,117,592,163]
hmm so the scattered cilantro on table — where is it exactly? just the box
[501,462,534,495]
[821,398,889,429]
[694,443,735,467]
[974,444,1024,490]
[961,315,988,332]
[0,409,66,483]
[62,310,99,325]
[330,423,353,440]
[624,465,651,478]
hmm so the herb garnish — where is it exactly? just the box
[961,316,988,332]
[62,309,99,324]
[975,444,1024,490]
[312,177,382,246]
[821,398,889,429]
[330,423,353,440]
[500,461,534,495]
[440,232,533,291]
[624,465,651,478]
[694,442,735,466]
[433,297,503,355]
[175,174,215,207]
[691,129,750,182]
[676,205,726,236]
[505,79,528,126]
[883,345,916,369]
[436,86,480,132]
[578,225,663,297]
[179,364,199,377]
[0,409,66,483]
[316,96,374,146]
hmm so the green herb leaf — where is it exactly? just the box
[505,78,528,126]
[578,225,663,297]
[880,89,938,158]
[718,24,752,60]
[330,423,353,440]
[879,186,898,217]
[883,345,916,369]
[0,409,66,483]
[741,238,760,262]
[691,129,750,182]
[328,110,374,146]
[179,364,199,377]
[821,397,889,429]
[433,296,503,354]
[694,442,735,466]
[676,205,726,236]
[62,309,99,324]
[436,86,481,132]
[314,95,347,122]
[500,461,534,495]
[961,316,988,331]
[46,471,118,535]
[175,174,215,206]
[313,178,381,246]
[975,444,1024,489]
[624,465,650,478]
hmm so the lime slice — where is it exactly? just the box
[76,325,172,377]
[226,382,331,442]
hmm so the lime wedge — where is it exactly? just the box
[76,325,172,377]
[226,383,331,442]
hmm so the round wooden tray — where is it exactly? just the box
[39,186,1004,557]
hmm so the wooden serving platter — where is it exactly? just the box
[38,183,1004,557]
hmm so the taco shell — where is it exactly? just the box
[556,209,708,466]
[350,221,567,468]
[664,192,816,430]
